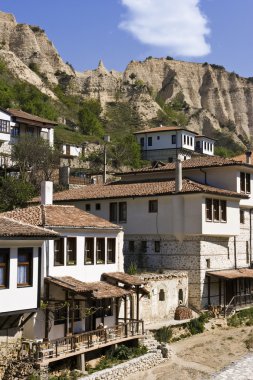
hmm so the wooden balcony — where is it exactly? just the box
[225,293,253,316]
[28,319,144,365]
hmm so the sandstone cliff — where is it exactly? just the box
[0,11,252,147]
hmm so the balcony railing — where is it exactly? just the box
[29,320,144,363]
[225,293,253,316]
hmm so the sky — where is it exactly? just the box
[0,0,253,77]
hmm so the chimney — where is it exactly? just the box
[246,151,252,165]
[175,158,182,192]
[41,181,53,205]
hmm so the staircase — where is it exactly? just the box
[140,331,160,352]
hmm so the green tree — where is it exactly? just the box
[78,100,104,136]
[11,136,60,189]
[108,134,141,169]
[0,177,35,212]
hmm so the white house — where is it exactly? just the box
[45,153,253,313]
[0,215,58,338]
[3,182,147,367]
[0,107,57,170]
[134,125,214,162]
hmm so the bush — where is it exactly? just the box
[155,326,173,343]
[227,314,242,327]
[187,318,205,335]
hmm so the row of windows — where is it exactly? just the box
[54,237,116,266]
[129,240,161,253]
[0,248,33,289]
[0,119,10,133]
[206,199,227,222]
[183,135,193,146]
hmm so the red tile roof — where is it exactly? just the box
[45,276,131,299]
[118,155,253,175]
[0,216,59,238]
[134,126,198,134]
[7,108,58,126]
[31,178,246,204]
[3,205,119,229]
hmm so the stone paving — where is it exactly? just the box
[213,354,253,379]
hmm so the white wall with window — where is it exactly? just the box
[44,230,124,282]
[0,242,41,314]
[136,130,196,151]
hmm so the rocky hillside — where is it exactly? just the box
[0,10,253,150]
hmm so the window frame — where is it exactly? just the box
[17,248,33,287]
[0,119,10,134]
[109,202,117,223]
[149,200,158,213]
[119,202,127,223]
[240,172,251,194]
[107,238,116,264]
[85,204,91,212]
[240,210,245,224]
[155,241,160,253]
[95,203,101,211]
[84,237,94,265]
[96,238,105,264]
[148,136,152,146]
[171,135,176,145]
[0,248,9,289]
[205,198,227,223]
[54,238,65,266]
[66,237,76,266]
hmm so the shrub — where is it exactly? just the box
[227,314,242,327]
[155,326,173,343]
[166,56,174,60]
[187,318,205,335]
[127,262,137,275]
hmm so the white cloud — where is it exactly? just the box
[119,0,211,57]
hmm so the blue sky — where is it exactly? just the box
[0,0,253,77]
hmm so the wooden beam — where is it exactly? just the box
[136,287,140,321]
[207,277,211,306]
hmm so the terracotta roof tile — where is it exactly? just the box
[102,272,145,286]
[7,108,57,126]
[118,155,253,174]
[207,268,253,279]
[0,216,59,238]
[31,178,246,203]
[134,126,198,134]
[3,205,119,229]
[45,276,131,299]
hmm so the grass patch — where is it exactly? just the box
[227,307,253,327]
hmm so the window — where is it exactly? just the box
[213,199,219,222]
[178,289,183,303]
[206,198,212,221]
[140,137,144,147]
[54,304,67,325]
[119,202,127,223]
[141,241,147,253]
[187,136,189,145]
[183,135,186,144]
[205,199,227,222]
[155,241,160,252]
[240,172,251,193]
[159,289,165,301]
[240,210,245,224]
[220,200,227,222]
[129,241,135,252]
[85,204,91,212]
[206,259,210,269]
[168,157,173,163]
[11,127,20,137]
[196,141,200,150]
[109,203,117,222]
[84,238,94,265]
[66,238,76,265]
[148,137,152,146]
[171,135,176,145]
[157,136,160,140]
[0,119,10,133]
[96,238,105,264]
[54,238,64,266]
[95,299,113,318]
[95,203,101,211]
[0,249,9,289]
[17,248,33,286]
[246,241,250,264]
[107,238,116,264]
[149,200,158,213]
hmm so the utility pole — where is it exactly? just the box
[103,135,110,184]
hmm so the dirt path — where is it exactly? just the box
[126,325,253,380]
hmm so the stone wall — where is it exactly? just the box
[124,211,251,310]
[82,351,166,380]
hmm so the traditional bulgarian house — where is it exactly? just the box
[0,215,58,339]
[134,125,215,162]
[43,153,253,316]
[0,108,57,170]
[2,182,146,368]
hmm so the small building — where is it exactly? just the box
[0,108,57,170]
[134,125,214,162]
